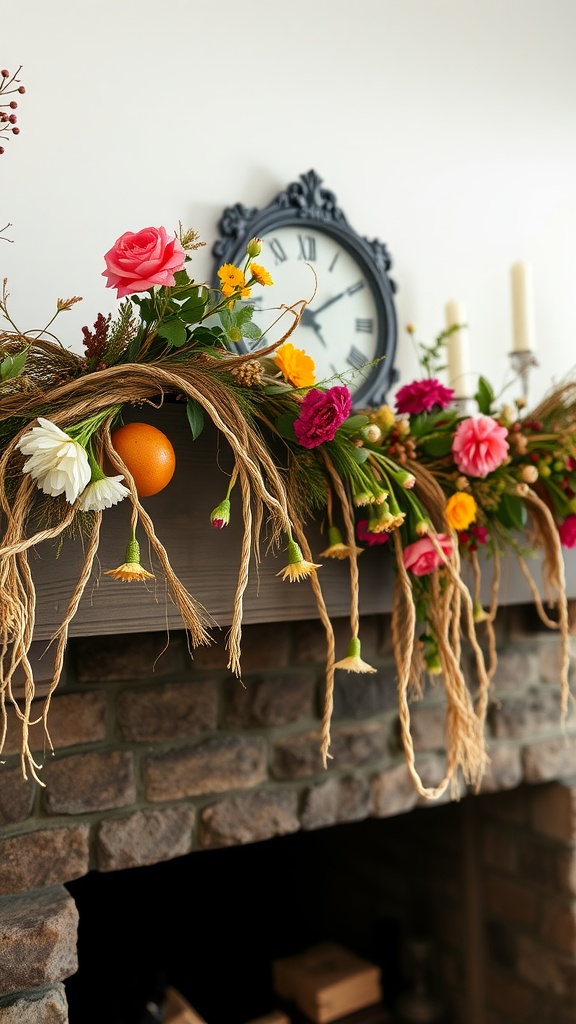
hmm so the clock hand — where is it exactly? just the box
[312,288,350,317]
[301,306,329,348]
[301,306,327,347]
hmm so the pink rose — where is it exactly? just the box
[293,386,352,449]
[558,514,576,548]
[452,414,509,478]
[102,226,186,299]
[395,378,455,415]
[403,533,453,576]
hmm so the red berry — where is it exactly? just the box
[8,115,16,124]
[11,127,19,135]
[0,147,4,155]
[1,70,9,78]
[9,101,17,109]
[17,86,25,94]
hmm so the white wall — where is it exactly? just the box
[2,0,575,409]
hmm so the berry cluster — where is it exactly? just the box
[0,66,25,156]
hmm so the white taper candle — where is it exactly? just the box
[510,260,536,353]
[444,299,471,397]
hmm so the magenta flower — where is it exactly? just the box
[459,523,490,552]
[293,386,352,449]
[452,415,509,478]
[355,520,390,546]
[395,378,455,415]
[403,533,453,576]
[102,226,186,299]
[558,514,576,548]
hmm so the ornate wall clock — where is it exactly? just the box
[212,169,399,407]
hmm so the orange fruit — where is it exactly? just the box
[110,422,176,497]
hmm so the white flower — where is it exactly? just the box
[77,475,130,512]
[16,417,91,504]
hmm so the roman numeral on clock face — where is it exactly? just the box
[268,237,288,263]
[346,345,369,370]
[355,318,374,333]
[298,235,316,261]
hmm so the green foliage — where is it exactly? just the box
[496,491,528,531]
[186,399,205,440]
[475,376,495,415]
[0,347,28,382]
[217,302,262,349]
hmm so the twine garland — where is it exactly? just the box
[0,339,573,792]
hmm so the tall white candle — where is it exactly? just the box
[444,299,471,397]
[510,260,536,353]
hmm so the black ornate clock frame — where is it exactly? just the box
[212,169,399,407]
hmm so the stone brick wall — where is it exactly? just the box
[1,604,576,1021]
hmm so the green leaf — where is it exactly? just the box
[475,376,495,415]
[180,293,208,313]
[186,399,205,440]
[219,308,233,331]
[0,348,28,381]
[191,326,224,346]
[275,412,297,441]
[136,297,154,323]
[241,322,262,341]
[156,319,187,347]
[339,414,370,433]
[422,434,455,457]
[497,492,528,531]
[236,304,256,326]
[345,443,370,463]
[263,384,292,395]
[173,269,192,287]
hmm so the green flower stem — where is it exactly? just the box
[327,524,344,547]
[346,636,361,658]
[66,405,123,449]
[125,531,141,565]
[285,534,304,565]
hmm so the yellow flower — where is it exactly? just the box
[273,342,316,388]
[445,491,478,531]
[319,525,363,560]
[250,262,274,287]
[104,532,154,582]
[217,263,246,298]
[276,535,321,581]
[105,562,155,582]
[334,636,377,674]
[371,405,396,432]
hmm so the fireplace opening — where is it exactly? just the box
[63,810,454,1024]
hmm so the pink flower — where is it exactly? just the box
[293,386,352,449]
[395,378,455,415]
[452,415,509,478]
[403,533,453,576]
[356,520,390,546]
[102,226,186,299]
[558,514,576,548]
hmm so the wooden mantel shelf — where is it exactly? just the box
[27,403,576,641]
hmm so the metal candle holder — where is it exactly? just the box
[509,350,539,404]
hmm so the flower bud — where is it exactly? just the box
[246,237,262,258]
[521,464,538,483]
[210,497,231,529]
[362,423,382,444]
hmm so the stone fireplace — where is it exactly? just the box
[2,600,576,1024]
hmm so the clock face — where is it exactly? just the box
[241,225,383,398]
